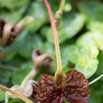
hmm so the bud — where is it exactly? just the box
[5,80,38,103]
[32,50,55,72]
[0,16,34,46]
[0,18,17,46]
[54,10,62,28]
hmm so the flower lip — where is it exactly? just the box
[35,70,90,103]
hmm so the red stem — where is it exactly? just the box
[44,0,62,72]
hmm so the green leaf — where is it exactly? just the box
[0,0,29,13]
[64,44,99,78]
[83,45,99,59]
[3,43,17,61]
[12,62,33,85]
[76,31,103,51]
[91,31,103,51]
[76,55,98,78]
[25,1,49,32]
[27,2,48,20]
[6,55,25,67]
[63,99,71,103]
[78,1,103,32]
[0,0,30,23]
[16,32,43,58]
[0,43,17,61]
[43,13,85,43]
[78,1,103,22]
[0,69,11,86]
[41,42,55,57]
[58,13,85,43]
[87,20,103,33]
[8,100,22,103]
[0,89,5,101]
[65,43,99,64]
[63,67,71,74]
[66,45,80,64]
[61,46,70,68]
[95,51,103,79]
[76,32,95,46]
[0,11,22,23]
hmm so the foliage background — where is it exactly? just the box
[0,0,103,103]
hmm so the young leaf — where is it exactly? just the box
[76,55,98,78]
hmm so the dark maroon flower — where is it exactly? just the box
[35,0,90,103]
[35,70,90,103]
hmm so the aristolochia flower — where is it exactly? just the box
[35,0,90,103]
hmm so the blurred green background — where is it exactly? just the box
[0,0,103,103]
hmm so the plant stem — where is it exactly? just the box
[59,0,65,11]
[44,0,62,74]
[21,68,37,87]
[0,64,20,71]
[0,85,33,103]
[89,74,103,85]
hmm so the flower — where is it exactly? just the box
[35,0,90,103]
[35,69,90,103]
